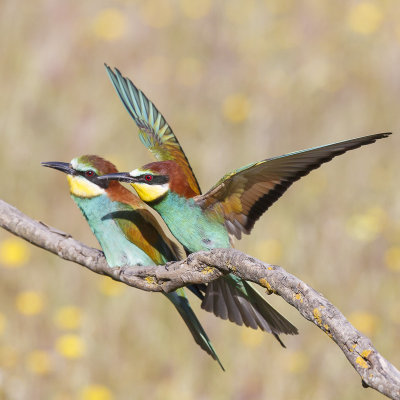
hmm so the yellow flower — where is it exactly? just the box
[26,350,52,375]
[91,8,126,41]
[385,246,400,271]
[177,57,204,87]
[180,0,211,19]
[140,1,174,29]
[347,2,383,35]
[54,306,82,330]
[0,313,6,335]
[99,277,125,297]
[224,1,255,25]
[0,237,30,268]
[346,206,386,242]
[222,93,251,124]
[0,346,18,368]
[56,334,85,359]
[81,385,113,400]
[16,291,45,315]
[251,239,282,264]
[142,55,170,85]
[349,311,380,336]
[285,351,309,374]
[240,327,264,348]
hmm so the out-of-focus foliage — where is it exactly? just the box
[1,1,399,399]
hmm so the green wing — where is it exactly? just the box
[197,133,391,239]
[105,64,201,195]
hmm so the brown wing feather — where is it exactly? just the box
[196,133,391,239]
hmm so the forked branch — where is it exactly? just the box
[0,199,399,399]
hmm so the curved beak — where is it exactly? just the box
[97,172,136,183]
[41,161,75,175]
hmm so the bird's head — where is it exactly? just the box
[42,155,120,198]
[98,160,197,203]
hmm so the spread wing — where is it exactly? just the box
[105,64,201,195]
[195,133,391,239]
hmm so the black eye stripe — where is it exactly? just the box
[139,175,169,185]
[77,170,109,189]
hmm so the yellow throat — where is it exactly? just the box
[132,182,168,202]
[67,175,105,198]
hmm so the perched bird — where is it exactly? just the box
[105,66,298,344]
[42,155,223,369]
[98,132,391,341]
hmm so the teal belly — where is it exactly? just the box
[72,195,155,267]
[153,194,230,253]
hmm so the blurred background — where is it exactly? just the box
[1,1,399,399]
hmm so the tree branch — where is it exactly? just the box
[0,198,399,399]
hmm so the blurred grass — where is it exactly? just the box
[1,1,400,399]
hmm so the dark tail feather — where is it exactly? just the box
[166,290,224,370]
[201,276,297,346]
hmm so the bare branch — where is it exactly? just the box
[0,198,399,399]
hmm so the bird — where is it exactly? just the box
[104,65,299,344]
[42,155,224,369]
[98,132,391,343]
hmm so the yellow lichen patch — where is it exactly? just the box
[222,93,251,124]
[347,2,383,35]
[54,306,82,330]
[91,8,126,41]
[16,291,45,315]
[313,308,322,326]
[294,293,303,303]
[323,324,332,338]
[145,276,156,284]
[268,267,273,270]
[227,263,237,272]
[98,277,125,297]
[259,278,268,287]
[361,349,372,358]
[26,350,52,375]
[259,278,275,294]
[202,266,214,274]
[356,356,369,369]
[56,334,85,359]
[81,384,113,400]
[0,237,30,268]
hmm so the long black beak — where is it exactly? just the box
[97,172,136,183]
[41,161,75,175]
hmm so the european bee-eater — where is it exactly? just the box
[105,66,298,343]
[42,155,223,369]
[98,132,390,342]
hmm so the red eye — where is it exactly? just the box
[145,174,153,182]
[85,170,95,177]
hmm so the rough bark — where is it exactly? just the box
[0,199,399,399]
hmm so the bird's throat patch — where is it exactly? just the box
[132,182,168,202]
[67,175,105,198]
